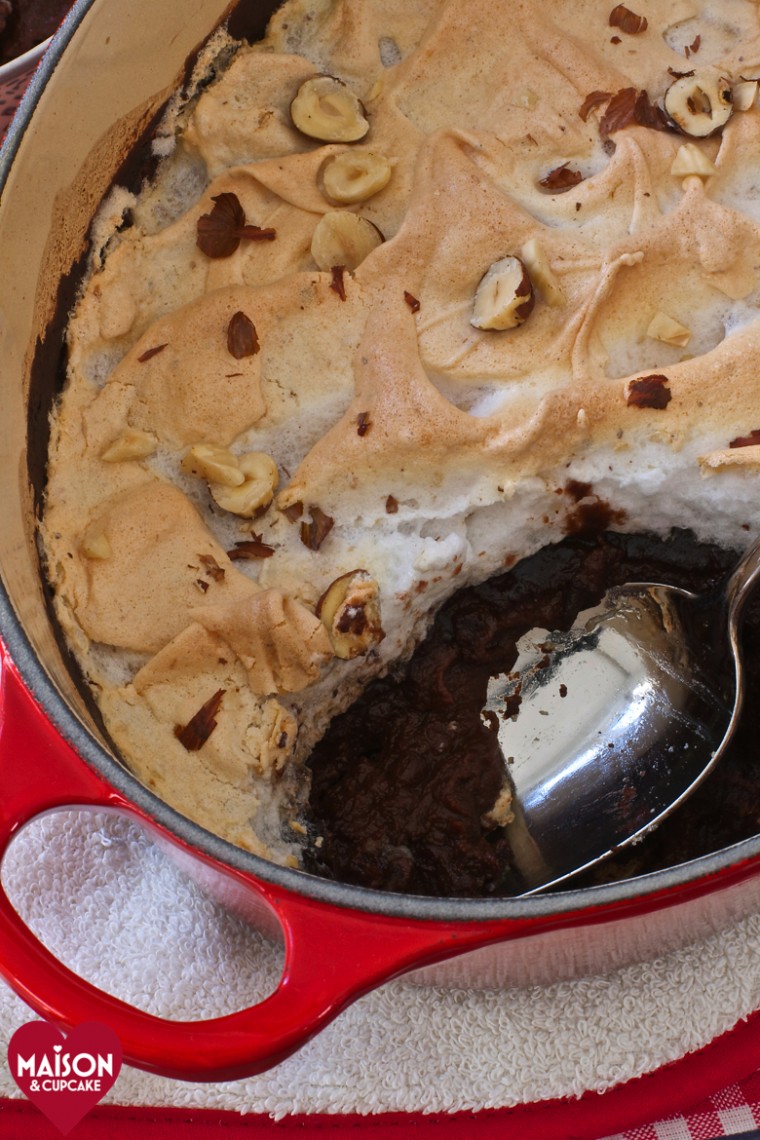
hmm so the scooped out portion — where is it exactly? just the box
[42,0,760,889]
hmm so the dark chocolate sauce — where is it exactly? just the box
[305,530,760,897]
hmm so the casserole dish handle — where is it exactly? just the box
[0,640,513,1080]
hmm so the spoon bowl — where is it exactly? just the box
[483,535,760,894]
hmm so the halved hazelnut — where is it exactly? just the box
[81,532,112,560]
[101,428,158,463]
[316,569,385,659]
[470,256,535,331]
[664,73,733,137]
[181,444,243,488]
[209,452,279,518]
[670,142,717,178]
[646,310,691,347]
[519,238,565,306]
[732,80,758,112]
[290,75,369,143]
[310,211,384,272]
[321,149,392,204]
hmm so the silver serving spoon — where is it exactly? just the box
[482,535,760,895]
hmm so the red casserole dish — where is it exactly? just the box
[1,0,760,1084]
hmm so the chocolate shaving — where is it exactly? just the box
[300,506,334,551]
[356,411,372,437]
[196,192,276,259]
[599,87,669,138]
[175,689,225,751]
[627,374,672,410]
[668,67,695,79]
[282,500,304,522]
[227,537,276,559]
[609,5,648,34]
[227,310,259,359]
[404,290,421,313]
[198,553,225,582]
[729,429,760,449]
[385,495,399,514]
[195,579,210,593]
[685,34,701,58]
[330,265,347,301]
[137,343,168,363]
[579,90,612,121]
[538,163,584,192]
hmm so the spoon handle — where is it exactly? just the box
[725,533,760,631]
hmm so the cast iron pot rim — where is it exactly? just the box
[3,0,760,926]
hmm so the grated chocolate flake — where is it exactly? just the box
[196,192,276,259]
[356,411,372,437]
[300,506,335,550]
[198,553,226,582]
[627,374,672,409]
[227,310,260,358]
[137,343,168,363]
[404,290,421,313]
[227,536,276,559]
[729,429,760,449]
[599,86,669,138]
[330,265,347,301]
[580,90,612,121]
[609,5,648,34]
[685,34,701,58]
[175,689,225,751]
[539,163,584,192]
[385,495,399,514]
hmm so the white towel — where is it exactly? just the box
[0,807,758,1118]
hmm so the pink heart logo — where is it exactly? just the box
[8,1021,122,1135]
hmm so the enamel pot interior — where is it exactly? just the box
[3,0,760,965]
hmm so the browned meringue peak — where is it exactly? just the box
[184,0,438,179]
[353,131,646,398]
[99,626,298,855]
[575,305,760,459]
[81,270,370,473]
[81,286,266,450]
[265,0,442,90]
[276,287,548,519]
[74,481,260,654]
[379,2,760,193]
[70,166,321,366]
[385,0,627,139]
[129,621,298,776]
[245,95,425,241]
[705,109,760,226]
[193,590,333,696]
[183,52,321,177]
[278,165,760,521]
[461,125,683,237]
[570,178,760,383]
